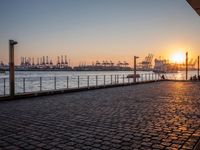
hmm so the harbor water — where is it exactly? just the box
[0,70,198,96]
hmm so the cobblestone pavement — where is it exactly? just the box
[0,81,200,150]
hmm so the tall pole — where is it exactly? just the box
[186,52,188,80]
[134,56,139,83]
[9,40,18,97]
[198,56,199,77]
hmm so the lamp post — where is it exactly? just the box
[134,56,139,83]
[198,56,199,77]
[186,52,188,80]
[9,40,18,97]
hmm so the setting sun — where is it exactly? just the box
[171,53,185,63]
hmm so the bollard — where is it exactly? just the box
[40,77,42,91]
[54,77,56,90]
[23,78,25,93]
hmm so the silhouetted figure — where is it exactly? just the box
[198,75,200,81]
[193,75,197,81]
[190,76,193,81]
[161,75,165,80]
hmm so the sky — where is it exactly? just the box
[0,0,199,66]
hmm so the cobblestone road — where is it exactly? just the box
[0,81,200,150]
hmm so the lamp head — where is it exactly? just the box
[9,40,18,45]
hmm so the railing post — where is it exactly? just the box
[114,75,116,84]
[111,75,112,85]
[67,76,69,89]
[128,77,130,84]
[23,78,25,93]
[78,76,80,88]
[4,78,6,95]
[54,77,56,90]
[96,75,98,87]
[40,77,42,91]
[145,74,147,81]
[87,76,89,88]
[117,75,119,83]
[123,75,124,84]
[149,74,150,81]
[104,75,105,86]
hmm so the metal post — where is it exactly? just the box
[104,75,105,86]
[123,75,124,84]
[117,75,119,83]
[9,40,18,97]
[141,74,143,82]
[23,78,25,93]
[198,56,199,77]
[67,76,69,89]
[96,75,98,86]
[87,76,89,88]
[114,75,116,84]
[186,52,188,80]
[111,75,112,85]
[78,76,80,88]
[54,77,56,90]
[134,56,139,83]
[40,77,42,91]
[4,78,6,95]
[149,74,150,81]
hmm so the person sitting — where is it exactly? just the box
[193,75,197,81]
[161,75,165,80]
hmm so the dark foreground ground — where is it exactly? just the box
[0,81,200,150]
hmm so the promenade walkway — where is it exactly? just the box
[0,82,199,150]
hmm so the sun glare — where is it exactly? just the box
[171,53,185,63]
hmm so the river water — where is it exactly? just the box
[0,70,198,96]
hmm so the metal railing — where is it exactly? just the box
[0,73,162,97]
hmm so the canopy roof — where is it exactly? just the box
[187,0,200,16]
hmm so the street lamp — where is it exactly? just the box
[9,40,18,97]
[134,56,139,83]
[186,52,188,80]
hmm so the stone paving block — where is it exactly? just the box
[0,82,199,150]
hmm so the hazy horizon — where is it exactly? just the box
[0,0,199,66]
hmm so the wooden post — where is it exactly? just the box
[186,52,188,80]
[9,40,17,97]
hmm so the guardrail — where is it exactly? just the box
[0,73,161,97]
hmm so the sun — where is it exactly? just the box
[171,53,185,63]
